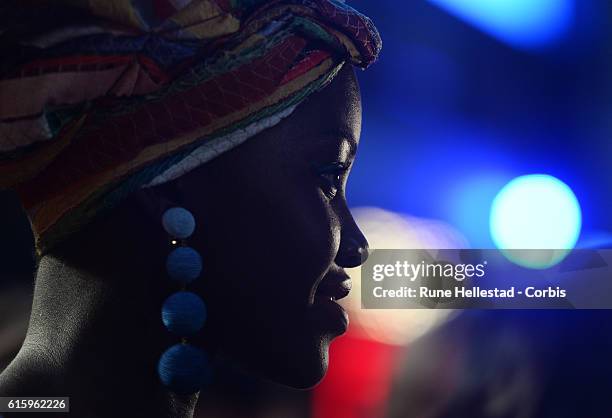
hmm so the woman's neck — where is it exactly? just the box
[0,245,199,417]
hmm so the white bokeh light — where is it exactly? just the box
[490,174,582,268]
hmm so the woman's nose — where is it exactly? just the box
[336,234,370,268]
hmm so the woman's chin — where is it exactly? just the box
[272,339,332,389]
[272,360,328,390]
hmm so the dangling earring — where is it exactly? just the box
[158,207,212,395]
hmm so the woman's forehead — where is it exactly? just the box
[285,66,362,148]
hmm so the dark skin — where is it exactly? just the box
[0,64,368,417]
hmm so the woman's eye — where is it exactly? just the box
[313,162,348,199]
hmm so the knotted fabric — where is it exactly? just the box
[0,0,381,252]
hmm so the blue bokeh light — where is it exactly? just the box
[447,174,511,248]
[428,0,574,49]
[490,174,582,268]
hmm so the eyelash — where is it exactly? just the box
[313,162,349,199]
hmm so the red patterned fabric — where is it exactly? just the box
[0,0,381,252]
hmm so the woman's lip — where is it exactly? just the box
[308,272,351,333]
[311,295,349,333]
[313,275,352,303]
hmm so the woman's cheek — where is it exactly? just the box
[305,192,342,269]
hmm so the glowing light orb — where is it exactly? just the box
[428,0,573,50]
[490,174,581,268]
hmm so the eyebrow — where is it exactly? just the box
[320,129,358,158]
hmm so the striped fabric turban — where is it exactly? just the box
[0,0,381,253]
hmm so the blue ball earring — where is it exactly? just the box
[158,207,212,395]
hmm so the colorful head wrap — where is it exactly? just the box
[0,0,381,253]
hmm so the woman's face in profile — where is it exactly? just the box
[176,64,368,388]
